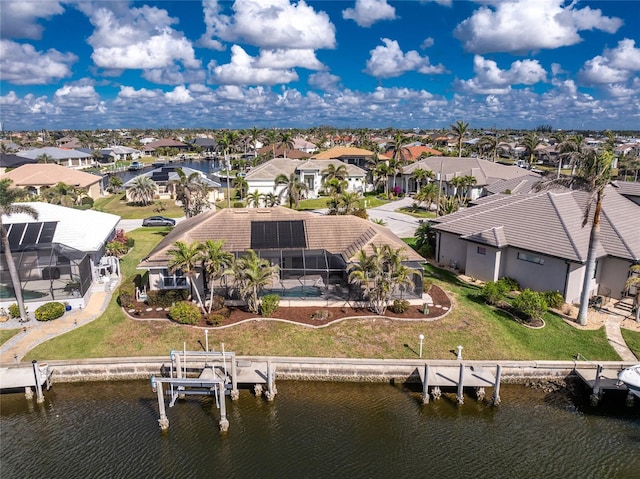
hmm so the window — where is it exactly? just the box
[517,252,544,265]
[160,269,187,288]
[477,246,486,255]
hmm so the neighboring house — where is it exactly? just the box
[399,157,540,200]
[15,147,94,169]
[0,153,35,174]
[0,203,121,311]
[312,146,386,170]
[383,145,442,162]
[100,146,142,162]
[429,186,640,304]
[611,181,640,206]
[137,207,425,300]
[123,165,222,203]
[0,163,104,199]
[142,138,190,156]
[244,158,366,200]
[193,137,217,155]
[484,174,542,196]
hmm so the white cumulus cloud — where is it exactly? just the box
[0,0,65,40]
[454,0,623,54]
[0,40,77,85]
[255,49,325,71]
[308,72,342,91]
[579,39,640,85]
[342,0,396,28]
[209,45,299,86]
[364,38,446,78]
[457,55,547,94]
[165,85,193,104]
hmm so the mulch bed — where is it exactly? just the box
[125,285,452,328]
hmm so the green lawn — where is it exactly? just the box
[621,328,640,360]
[93,193,184,219]
[397,206,436,219]
[296,195,390,211]
[25,231,621,361]
[0,328,21,347]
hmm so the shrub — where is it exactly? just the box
[205,313,225,326]
[80,196,94,207]
[118,282,136,309]
[543,291,564,309]
[481,281,508,305]
[209,295,226,312]
[8,303,21,318]
[34,302,65,321]
[146,289,189,307]
[392,299,410,314]
[233,201,245,208]
[498,277,520,291]
[352,208,368,219]
[512,289,548,320]
[261,294,280,317]
[423,279,433,293]
[168,301,201,325]
[311,309,330,321]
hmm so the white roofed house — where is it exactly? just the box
[15,147,94,169]
[429,186,640,304]
[123,165,222,203]
[0,203,121,311]
[100,146,142,162]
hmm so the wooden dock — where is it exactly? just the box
[417,363,501,405]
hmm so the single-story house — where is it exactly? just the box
[142,139,190,156]
[244,158,366,201]
[312,146,387,170]
[15,147,94,169]
[1,203,121,311]
[0,153,35,174]
[123,165,222,203]
[100,146,142,162]
[137,207,425,301]
[0,163,104,199]
[429,186,640,304]
[399,157,540,200]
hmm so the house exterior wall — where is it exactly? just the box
[464,243,501,281]
[565,262,584,304]
[598,257,632,300]
[436,232,467,270]
[502,249,567,297]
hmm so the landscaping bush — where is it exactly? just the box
[497,277,520,291]
[392,299,410,314]
[543,291,564,309]
[146,289,189,307]
[118,282,136,309]
[311,309,330,321]
[80,196,94,207]
[205,313,225,326]
[481,281,508,305]
[34,302,65,321]
[423,279,433,293]
[8,303,21,318]
[512,289,548,320]
[233,201,245,208]
[261,294,280,317]
[209,295,226,312]
[168,301,201,325]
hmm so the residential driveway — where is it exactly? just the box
[117,217,186,232]
[367,197,420,238]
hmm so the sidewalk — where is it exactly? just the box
[0,290,112,363]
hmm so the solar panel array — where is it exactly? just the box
[1,222,58,251]
[251,220,306,249]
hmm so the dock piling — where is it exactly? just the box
[421,363,430,404]
[155,380,169,430]
[218,383,229,432]
[457,363,465,405]
[32,360,44,404]
[492,364,502,406]
[590,364,604,406]
[265,360,276,402]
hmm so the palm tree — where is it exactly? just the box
[372,162,391,197]
[263,129,279,159]
[279,131,295,159]
[461,175,477,201]
[171,168,207,217]
[200,240,234,314]
[519,132,542,168]
[245,126,263,162]
[624,265,640,323]
[438,195,462,216]
[0,179,38,322]
[232,250,279,314]
[387,131,412,192]
[40,182,85,207]
[414,221,437,258]
[337,192,361,215]
[232,172,248,200]
[167,240,206,312]
[450,121,469,158]
[36,153,54,164]
[414,182,438,211]
[263,192,278,207]
[478,134,507,162]
[127,175,157,206]
[216,131,234,208]
[411,168,435,192]
[558,134,587,178]
[274,172,309,209]
[535,148,613,326]
[246,190,263,208]
[322,163,349,184]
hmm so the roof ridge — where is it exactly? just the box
[548,191,584,262]
[599,196,636,259]
[434,191,541,226]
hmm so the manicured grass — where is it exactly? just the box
[93,193,184,219]
[296,197,330,210]
[398,206,436,219]
[26,236,621,361]
[621,328,640,360]
[0,328,21,346]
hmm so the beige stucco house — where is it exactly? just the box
[0,163,103,199]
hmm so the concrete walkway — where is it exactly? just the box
[604,314,638,362]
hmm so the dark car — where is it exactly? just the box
[142,216,176,227]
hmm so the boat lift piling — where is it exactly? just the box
[418,362,500,406]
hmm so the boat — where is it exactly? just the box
[128,161,144,171]
[152,159,167,167]
[618,364,640,398]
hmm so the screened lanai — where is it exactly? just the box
[0,222,93,305]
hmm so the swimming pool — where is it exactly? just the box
[264,286,323,298]
[0,285,48,301]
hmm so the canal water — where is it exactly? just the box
[2,380,639,478]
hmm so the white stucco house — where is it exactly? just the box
[429,185,640,304]
[245,158,366,202]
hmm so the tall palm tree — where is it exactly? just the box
[558,134,587,178]
[200,240,233,314]
[245,126,263,162]
[171,168,207,217]
[232,172,248,200]
[279,131,295,159]
[387,131,412,191]
[127,175,157,205]
[411,168,435,192]
[519,132,542,168]
[232,250,279,314]
[246,190,263,208]
[461,175,477,201]
[216,131,234,208]
[322,163,349,183]
[535,148,613,326]
[36,153,54,164]
[167,240,206,312]
[450,120,469,158]
[0,179,38,322]
[274,172,309,209]
[478,134,507,162]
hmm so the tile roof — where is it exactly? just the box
[138,207,424,269]
[484,174,542,195]
[431,186,640,262]
[1,163,102,188]
[15,147,92,161]
[311,146,377,159]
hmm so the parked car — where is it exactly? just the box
[142,216,176,227]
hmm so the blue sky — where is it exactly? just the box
[1,0,639,131]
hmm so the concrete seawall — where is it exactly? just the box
[2,357,635,384]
